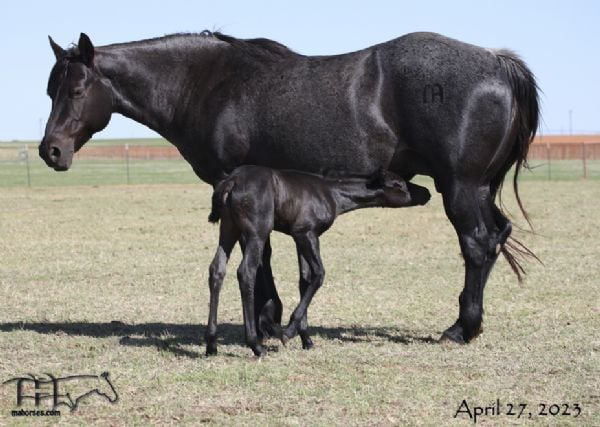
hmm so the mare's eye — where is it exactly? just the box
[70,88,84,98]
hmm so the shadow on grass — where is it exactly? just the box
[0,321,437,358]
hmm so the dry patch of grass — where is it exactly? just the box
[0,180,598,425]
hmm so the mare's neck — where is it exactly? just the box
[95,36,225,142]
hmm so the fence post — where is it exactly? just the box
[582,142,587,179]
[125,143,130,184]
[19,145,31,187]
[546,143,551,180]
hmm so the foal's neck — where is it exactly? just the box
[95,36,225,141]
[331,180,385,215]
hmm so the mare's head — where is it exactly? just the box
[40,33,112,171]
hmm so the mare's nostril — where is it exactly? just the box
[49,146,61,161]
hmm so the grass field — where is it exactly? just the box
[0,170,598,424]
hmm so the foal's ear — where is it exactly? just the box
[381,171,407,190]
[48,36,65,60]
[78,33,95,66]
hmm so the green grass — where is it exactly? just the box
[524,159,600,181]
[0,179,598,425]
[1,155,599,189]
[0,158,198,187]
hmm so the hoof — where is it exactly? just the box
[301,338,314,350]
[280,334,290,346]
[439,324,466,345]
[439,325,484,344]
[439,333,465,345]
[251,343,266,358]
[205,338,218,356]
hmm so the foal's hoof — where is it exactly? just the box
[205,339,218,356]
[251,343,267,358]
[301,337,314,350]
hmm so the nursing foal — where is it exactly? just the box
[206,165,430,356]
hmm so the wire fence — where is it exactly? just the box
[527,142,600,179]
[1,142,599,188]
[0,144,197,187]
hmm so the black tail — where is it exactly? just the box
[494,49,540,223]
[494,50,541,280]
[208,179,235,224]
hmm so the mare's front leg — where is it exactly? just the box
[238,236,267,357]
[205,219,238,356]
[282,232,324,345]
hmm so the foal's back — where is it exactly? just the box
[213,165,338,237]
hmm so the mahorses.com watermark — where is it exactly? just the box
[2,372,118,416]
[11,408,61,417]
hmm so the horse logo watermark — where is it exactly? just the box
[3,372,118,414]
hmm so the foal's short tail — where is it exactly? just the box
[208,179,235,223]
[493,50,541,280]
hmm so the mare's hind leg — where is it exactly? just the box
[440,182,510,344]
[205,219,238,356]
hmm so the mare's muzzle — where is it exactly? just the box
[39,137,73,171]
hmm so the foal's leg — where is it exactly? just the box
[281,232,324,344]
[205,219,238,356]
[255,237,283,337]
[238,236,267,356]
[440,182,507,344]
[296,253,314,349]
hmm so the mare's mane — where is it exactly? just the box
[99,30,295,60]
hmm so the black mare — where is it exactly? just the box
[40,31,539,346]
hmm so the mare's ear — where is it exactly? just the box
[78,33,95,66]
[48,36,65,60]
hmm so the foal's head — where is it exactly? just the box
[378,172,414,207]
[40,33,112,171]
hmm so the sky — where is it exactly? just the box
[1,0,599,141]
